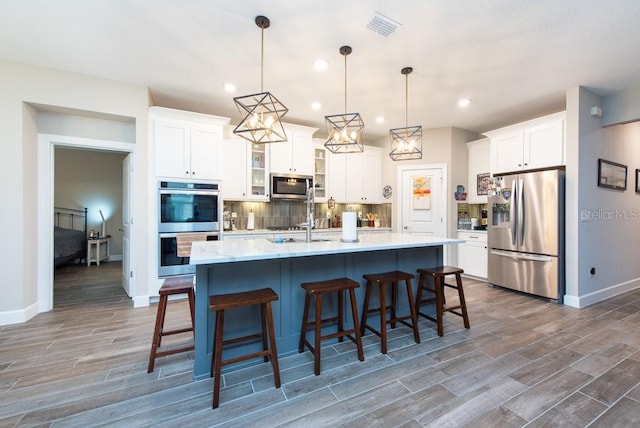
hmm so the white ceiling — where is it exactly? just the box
[1,0,639,144]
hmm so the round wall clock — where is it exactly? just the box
[383,185,392,199]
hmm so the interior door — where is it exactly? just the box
[401,167,445,237]
[122,153,133,296]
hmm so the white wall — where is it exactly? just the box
[565,86,640,307]
[0,59,150,323]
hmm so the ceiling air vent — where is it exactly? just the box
[366,12,401,37]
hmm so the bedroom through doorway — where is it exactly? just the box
[38,132,136,314]
[53,146,129,304]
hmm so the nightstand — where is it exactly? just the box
[87,235,111,266]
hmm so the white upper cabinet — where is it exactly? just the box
[222,130,270,202]
[151,107,229,181]
[488,111,565,175]
[330,146,383,204]
[466,138,490,204]
[269,124,317,176]
[327,150,347,203]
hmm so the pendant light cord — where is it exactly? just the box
[344,52,347,113]
[260,26,264,92]
[405,72,409,129]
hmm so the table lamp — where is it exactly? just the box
[99,210,106,237]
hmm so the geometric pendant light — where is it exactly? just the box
[324,45,364,154]
[233,16,288,144]
[389,66,422,161]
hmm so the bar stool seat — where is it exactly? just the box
[416,266,470,337]
[360,271,420,354]
[209,288,280,409]
[299,277,365,375]
[147,276,195,373]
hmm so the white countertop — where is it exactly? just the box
[222,227,392,236]
[457,229,488,233]
[191,232,463,265]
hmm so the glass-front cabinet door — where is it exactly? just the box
[313,142,327,202]
[249,143,269,200]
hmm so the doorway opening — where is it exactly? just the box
[37,133,135,313]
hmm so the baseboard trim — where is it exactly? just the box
[564,277,640,308]
[133,295,150,308]
[0,301,39,326]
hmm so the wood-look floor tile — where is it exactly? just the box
[515,331,582,360]
[425,333,498,364]
[3,262,640,426]
[215,388,337,428]
[415,376,527,426]
[13,372,194,426]
[441,352,531,396]
[579,358,640,405]
[503,367,593,421]
[339,383,456,427]
[509,347,585,386]
[526,391,607,427]
[589,396,640,427]
[282,381,412,427]
[398,350,493,393]
[570,342,637,377]
[281,353,393,399]
[154,387,286,428]
[479,329,546,358]
[329,353,434,400]
[463,405,526,428]
[51,378,213,427]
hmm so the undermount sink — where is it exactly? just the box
[268,237,331,243]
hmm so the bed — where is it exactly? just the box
[54,207,87,267]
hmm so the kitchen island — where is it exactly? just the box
[189,233,462,380]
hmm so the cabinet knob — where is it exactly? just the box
[186,171,190,174]
[404,226,408,229]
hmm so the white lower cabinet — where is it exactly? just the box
[457,231,488,279]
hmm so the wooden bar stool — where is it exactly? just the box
[360,271,420,354]
[147,276,195,373]
[299,277,365,375]
[209,288,280,409]
[416,266,470,337]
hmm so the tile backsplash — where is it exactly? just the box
[224,200,391,230]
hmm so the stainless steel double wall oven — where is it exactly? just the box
[158,181,221,277]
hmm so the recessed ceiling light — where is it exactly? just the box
[314,59,328,71]
[311,101,321,110]
[376,116,385,124]
[224,83,236,93]
[458,98,471,108]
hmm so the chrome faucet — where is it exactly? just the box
[305,179,315,242]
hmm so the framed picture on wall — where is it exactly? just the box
[598,159,627,190]
[477,173,491,195]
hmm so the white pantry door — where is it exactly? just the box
[400,166,446,237]
[121,153,133,297]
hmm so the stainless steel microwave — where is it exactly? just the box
[270,173,313,200]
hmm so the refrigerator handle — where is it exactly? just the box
[519,178,525,246]
[510,179,517,246]
[490,250,553,263]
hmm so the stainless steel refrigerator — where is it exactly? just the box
[487,168,565,301]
